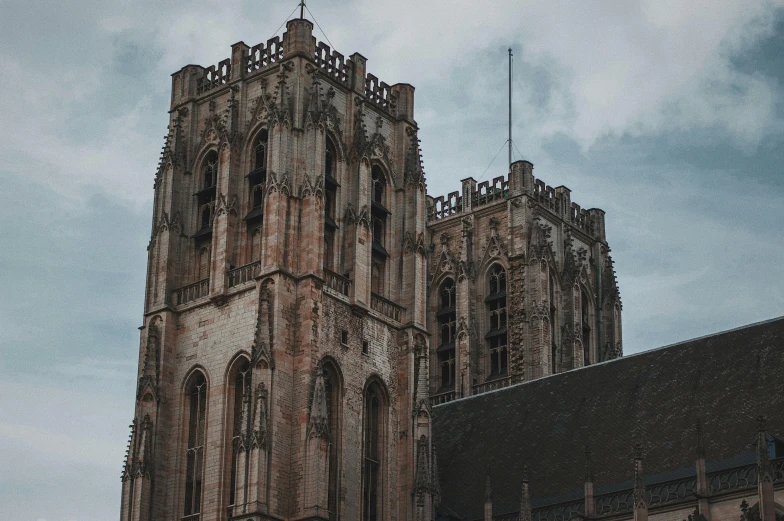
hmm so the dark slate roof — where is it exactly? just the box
[432,316,784,520]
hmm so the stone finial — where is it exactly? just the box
[585,444,594,483]
[415,336,430,405]
[633,444,648,521]
[757,415,772,478]
[696,418,706,460]
[756,415,776,521]
[484,470,493,521]
[415,435,430,496]
[584,444,596,517]
[307,362,329,439]
[519,467,531,521]
[633,444,646,506]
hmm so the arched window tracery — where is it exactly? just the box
[324,138,339,272]
[245,130,268,260]
[437,278,456,389]
[486,265,508,379]
[362,380,386,521]
[195,151,218,237]
[184,371,208,516]
[227,358,250,507]
[581,289,592,366]
[370,165,390,295]
[549,272,558,372]
[322,361,342,521]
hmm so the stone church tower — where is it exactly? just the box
[121,13,621,521]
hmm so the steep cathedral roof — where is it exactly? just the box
[433,316,784,520]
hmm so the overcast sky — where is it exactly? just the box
[1,1,783,519]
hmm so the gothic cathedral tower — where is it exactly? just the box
[121,15,437,521]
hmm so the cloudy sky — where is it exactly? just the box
[1,0,783,519]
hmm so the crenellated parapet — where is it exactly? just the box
[425,158,620,398]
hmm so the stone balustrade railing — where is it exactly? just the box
[365,73,395,113]
[196,59,232,95]
[488,457,783,521]
[471,375,514,395]
[173,278,210,306]
[246,36,284,74]
[370,292,404,322]
[473,176,509,208]
[314,41,349,85]
[430,389,457,406]
[428,191,463,220]
[228,261,260,288]
[533,499,585,521]
[324,269,351,296]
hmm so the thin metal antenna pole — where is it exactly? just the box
[508,48,513,168]
[300,0,305,19]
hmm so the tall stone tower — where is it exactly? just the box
[121,15,437,521]
[121,12,622,521]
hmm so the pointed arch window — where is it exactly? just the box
[437,279,456,389]
[194,151,218,239]
[362,381,385,521]
[581,290,592,366]
[485,265,508,379]
[245,130,268,225]
[228,359,250,507]
[324,138,340,271]
[323,361,343,521]
[549,272,558,372]
[370,165,390,293]
[184,372,207,516]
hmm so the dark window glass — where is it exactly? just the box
[487,266,508,379]
[184,373,207,516]
[229,361,250,506]
[363,386,382,521]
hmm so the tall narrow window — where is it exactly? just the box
[437,279,456,389]
[372,169,384,204]
[370,165,390,293]
[323,362,342,521]
[228,360,250,507]
[324,139,339,272]
[245,131,268,247]
[195,151,218,238]
[184,372,208,516]
[581,290,591,366]
[549,272,558,372]
[485,265,508,379]
[254,133,267,172]
[362,382,384,521]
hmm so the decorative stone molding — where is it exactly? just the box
[308,361,329,439]
[213,193,238,219]
[265,171,291,198]
[300,173,325,200]
[250,381,268,449]
[345,203,370,229]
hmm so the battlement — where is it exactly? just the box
[174,19,402,117]
[426,161,605,240]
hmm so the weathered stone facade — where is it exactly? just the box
[425,161,622,404]
[120,15,621,521]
